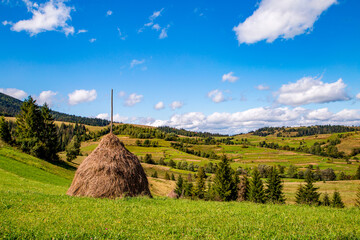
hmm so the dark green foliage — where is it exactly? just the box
[194,167,206,199]
[174,175,184,197]
[65,135,81,162]
[158,126,228,138]
[183,181,193,197]
[0,116,12,143]
[248,168,266,204]
[355,166,360,180]
[171,173,175,181]
[151,171,158,178]
[16,97,58,161]
[322,193,331,206]
[356,187,360,207]
[144,154,155,164]
[165,172,170,180]
[295,174,320,206]
[168,159,176,168]
[321,168,337,181]
[287,165,298,178]
[265,167,285,204]
[331,191,345,208]
[237,176,249,201]
[213,155,238,201]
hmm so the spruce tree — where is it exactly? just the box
[165,172,170,180]
[237,175,249,201]
[151,171,158,178]
[171,173,176,181]
[194,167,206,199]
[40,104,58,161]
[355,166,360,180]
[248,168,266,203]
[295,174,320,205]
[174,175,184,197]
[322,193,331,206]
[265,167,285,204]
[331,190,345,208]
[213,155,238,201]
[0,117,12,143]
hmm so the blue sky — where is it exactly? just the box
[1,0,360,134]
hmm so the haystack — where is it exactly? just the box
[67,133,152,198]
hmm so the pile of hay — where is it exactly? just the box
[67,133,152,198]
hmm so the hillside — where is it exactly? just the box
[0,92,110,126]
[1,143,360,239]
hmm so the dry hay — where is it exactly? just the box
[67,133,151,198]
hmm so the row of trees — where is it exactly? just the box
[170,142,220,160]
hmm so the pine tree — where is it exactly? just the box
[213,155,238,201]
[40,104,58,161]
[174,175,184,197]
[171,173,176,181]
[165,172,170,180]
[331,190,345,208]
[183,181,193,197]
[355,166,360,180]
[248,168,266,203]
[151,171,158,178]
[237,175,249,201]
[295,174,320,205]
[322,193,331,206]
[0,116,12,143]
[355,187,360,207]
[265,167,285,204]
[194,167,207,199]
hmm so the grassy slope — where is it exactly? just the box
[1,145,360,238]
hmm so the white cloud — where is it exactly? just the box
[276,76,349,106]
[77,29,87,34]
[68,89,97,105]
[106,10,112,16]
[170,101,183,110]
[0,88,27,100]
[149,8,164,21]
[36,90,57,106]
[125,93,143,106]
[96,113,129,123]
[7,0,75,36]
[256,84,270,91]
[118,91,126,97]
[96,113,109,120]
[130,59,145,68]
[117,27,127,40]
[233,0,337,44]
[222,72,238,83]
[152,24,160,31]
[159,24,170,39]
[356,93,360,100]
[208,89,225,103]
[154,101,165,110]
[89,38,96,43]
[2,20,12,26]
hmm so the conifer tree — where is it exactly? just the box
[249,168,266,203]
[194,167,207,199]
[237,175,249,201]
[151,171,158,178]
[40,104,58,161]
[295,174,320,205]
[355,166,360,180]
[174,175,184,197]
[171,173,176,181]
[165,172,170,180]
[331,190,345,208]
[213,155,238,201]
[0,116,12,143]
[322,193,331,206]
[266,167,285,204]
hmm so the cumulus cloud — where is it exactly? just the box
[149,107,360,134]
[208,89,226,103]
[106,10,112,16]
[36,90,57,106]
[96,113,128,123]
[130,59,145,68]
[6,0,75,36]
[276,76,349,106]
[356,93,360,100]
[154,101,165,110]
[256,84,270,91]
[222,72,238,83]
[170,101,183,110]
[125,93,143,106]
[233,0,337,44]
[68,89,97,105]
[0,88,27,100]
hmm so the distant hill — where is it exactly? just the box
[0,92,110,126]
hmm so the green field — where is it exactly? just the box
[1,146,360,239]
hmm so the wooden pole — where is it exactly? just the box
[111,89,113,134]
